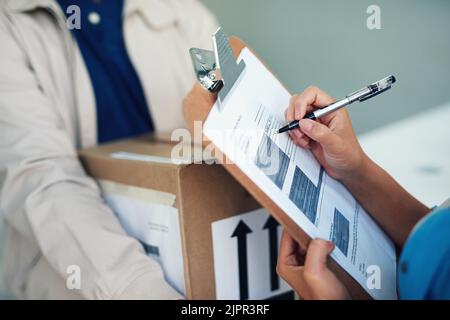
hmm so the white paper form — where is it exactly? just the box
[203,48,397,300]
[99,180,185,295]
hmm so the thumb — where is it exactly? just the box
[304,239,335,275]
[299,119,340,148]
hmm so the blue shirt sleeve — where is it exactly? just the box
[398,206,450,299]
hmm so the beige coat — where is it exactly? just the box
[0,0,217,299]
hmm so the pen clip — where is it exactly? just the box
[359,86,391,102]
[358,75,396,102]
[346,87,371,102]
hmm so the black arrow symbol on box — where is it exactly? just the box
[263,215,280,291]
[231,220,253,300]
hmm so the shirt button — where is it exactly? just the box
[88,12,101,25]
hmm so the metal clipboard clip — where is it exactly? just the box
[189,27,246,110]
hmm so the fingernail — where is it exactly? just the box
[300,119,313,132]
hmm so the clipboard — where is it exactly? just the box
[183,36,371,300]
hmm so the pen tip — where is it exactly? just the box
[277,127,287,134]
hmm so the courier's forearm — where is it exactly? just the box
[342,157,430,248]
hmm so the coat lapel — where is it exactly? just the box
[124,0,180,30]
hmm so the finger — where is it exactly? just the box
[288,129,305,147]
[309,142,328,166]
[285,94,299,122]
[304,239,335,276]
[291,128,304,140]
[299,119,341,149]
[276,261,311,298]
[303,239,350,300]
[297,86,335,109]
[279,230,299,262]
[292,134,311,149]
[288,130,296,143]
[293,86,335,120]
[291,129,302,139]
[277,265,313,300]
[317,107,347,128]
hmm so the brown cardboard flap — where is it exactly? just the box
[80,138,264,300]
[178,164,260,299]
[183,37,371,300]
[79,137,175,160]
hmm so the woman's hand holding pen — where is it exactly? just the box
[284,86,370,185]
[277,85,366,300]
[278,86,429,300]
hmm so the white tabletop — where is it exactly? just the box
[358,103,450,207]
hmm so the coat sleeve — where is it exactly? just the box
[177,0,220,50]
[0,11,181,300]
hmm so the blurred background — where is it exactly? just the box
[202,0,450,133]
[1,0,449,299]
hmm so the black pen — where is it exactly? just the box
[277,75,396,134]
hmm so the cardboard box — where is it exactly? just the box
[79,136,293,299]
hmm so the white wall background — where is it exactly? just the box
[202,0,450,134]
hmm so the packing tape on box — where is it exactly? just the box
[99,179,176,207]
